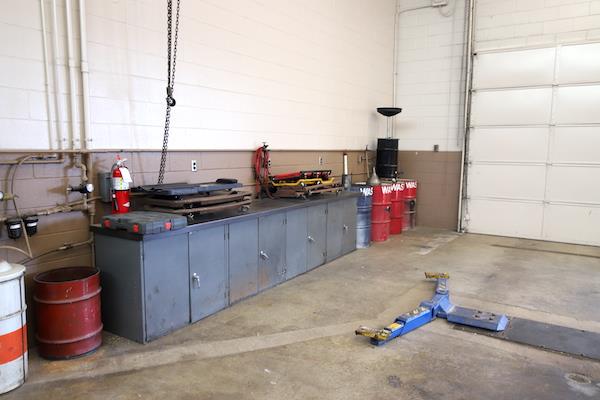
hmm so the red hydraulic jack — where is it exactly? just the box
[355,272,508,346]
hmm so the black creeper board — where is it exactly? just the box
[454,317,600,361]
[132,182,242,197]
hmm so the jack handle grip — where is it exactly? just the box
[424,272,449,279]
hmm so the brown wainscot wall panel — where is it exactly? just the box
[397,151,461,230]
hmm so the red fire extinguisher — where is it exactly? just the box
[111,157,132,214]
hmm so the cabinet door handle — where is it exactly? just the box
[260,250,270,260]
[307,235,315,243]
[192,272,201,288]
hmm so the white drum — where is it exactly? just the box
[0,261,27,394]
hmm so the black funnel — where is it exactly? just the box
[377,107,402,117]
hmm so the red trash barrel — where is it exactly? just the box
[399,179,418,230]
[34,267,102,359]
[371,184,392,242]
[390,182,405,235]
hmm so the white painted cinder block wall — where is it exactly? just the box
[0,0,396,151]
[394,0,600,152]
[394,0,467,152]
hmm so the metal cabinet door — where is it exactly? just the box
[341,198,358,255]
[143,234,190,341]
[189,226,228,323]
[228,218,259,304]
[95,235,145,343]
[307,204,327,269]
[258,213,286,291]
[285,208,308,279]
[326,202,344,262]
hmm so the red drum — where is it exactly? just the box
[389,182,405,234]
[399,179,417,199]
[34,267,102,359]
[399,179,417,230]
[371,184,392,242]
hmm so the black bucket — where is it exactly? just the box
[375,138,398,179]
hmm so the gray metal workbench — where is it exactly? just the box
[92,192,359,343]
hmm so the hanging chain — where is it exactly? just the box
[158,0,181,184]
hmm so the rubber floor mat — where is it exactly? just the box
[454,317,600,361]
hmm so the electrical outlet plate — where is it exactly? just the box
[318,156,324,165]
[191,160,198,172]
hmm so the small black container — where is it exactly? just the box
[5,218,23,240]
[24,216,39,236]
[408,199,416,211]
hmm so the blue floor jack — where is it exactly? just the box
[355,272,509,346]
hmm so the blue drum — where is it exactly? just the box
[350,184,373,248]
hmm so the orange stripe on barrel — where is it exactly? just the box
[0,325,27,364]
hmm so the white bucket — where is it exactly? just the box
[0,261,27,394]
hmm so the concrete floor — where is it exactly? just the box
[6,228,600,399]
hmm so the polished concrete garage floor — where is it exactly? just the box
[7,228,600,399]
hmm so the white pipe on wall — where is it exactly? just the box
[77,0,94,237]
[78,0,91,150]
[39,0,58,150]
[64,0,79,149]
[50,0,64,149]
[392,1,399,110]
[457,0,475,232]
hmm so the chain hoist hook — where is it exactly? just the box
[166,87,176,107]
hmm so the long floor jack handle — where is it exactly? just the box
[355,272,509,346]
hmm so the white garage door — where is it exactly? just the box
[464,42,600,246]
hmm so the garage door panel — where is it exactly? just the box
[466,43,600,245]
[469,127,548,162]
[470,88,552,126]
[547,166,600,204]
[552,127,600,163]
[543,204,600,246]
[554,85,600,124]
[473,48,555,89]
[467,199,543,239]
[557,43,600,84]
[468,164,546,200]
